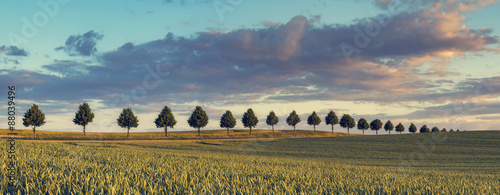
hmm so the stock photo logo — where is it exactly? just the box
[1,0,500,194]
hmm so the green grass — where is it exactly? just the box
[0,131,498,194]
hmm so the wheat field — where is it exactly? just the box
[1,131,499,194]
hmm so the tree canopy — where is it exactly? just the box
[357,118,370,135]
[370,119,382,135]
[266,111,279,132]
[409,123,417,133]
[307,111,321,131]
[325,111,339,132]
[23,104,46,139]
[420,125,430,133]
[431,126,440,132]
[187,106,209,136]
[242,108,259,134]
[384,120,394,134]
[73,102,95,135]
[154,106,177,136]
[286,110,301,131]
[220,110,237,135]
[395,123,405,134]
[340,114,356,133]
[117,108,139,139]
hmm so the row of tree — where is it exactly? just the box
[21,103,457,139]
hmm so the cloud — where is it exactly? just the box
[393,101,500,120]
[261,20,282,27]
[55,30,104,56]
[42,60,90,77]
[374,0,500,13]
[0,45,28,56]
[13,1,500,113]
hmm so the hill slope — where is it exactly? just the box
[1,131,498,194]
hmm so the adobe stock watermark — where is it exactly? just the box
[385,76,498,186]
[6,86,18,188]
[213,0,243,22]
[96,63,170,132]
[8,0,70,46]
[339,13,392,63]
[438,77,497,131]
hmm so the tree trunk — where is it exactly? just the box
[389,130,391,134]
[314,125,316,131]
[294,126,296,132]
[363,129,365,135]
[165,127,168,136]
[347,128,350,134]
[84,125,86,136]
[227,127,229,135]
[400,131,402,134]
[127,127,130,139]
[272,125,274,132]
[331,124,334,133]
[376,130,378,135]
[198,128,200,136]
[249,127,252,135]
[33,126,36,139]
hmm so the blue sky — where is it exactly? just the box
[1,0,500,134]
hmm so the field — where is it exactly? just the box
[0,129,348,140]
[0,130,499,194]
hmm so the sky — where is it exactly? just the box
[1,0,499,134]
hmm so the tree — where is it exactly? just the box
[357,118,370,135]
[450,129,454,132]
[266,111,279,132]
[431,126,440,132]
[409,123,417,133]
[242,108,259,134]
[73,102,95,136]
[420,125,430,133]
[441,128,447,132]
[395,123,405,134]
[307,111,322,131]
[325,111,339,132]
[340,114,356,133]
[154,106,177,136]
[188,106,209,136]
[384,120,394,134]
[220,110,236,135]
[286,110,301,132]
[117,108,139,139]
[23,104,46,139]
[370,119,382,135]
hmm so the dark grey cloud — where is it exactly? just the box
[476,115,500,121]
[11,4,500,111]
[55,30,104,56]
[0,45,28,56]
[394,101,500,120]
[43,60,89,77]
